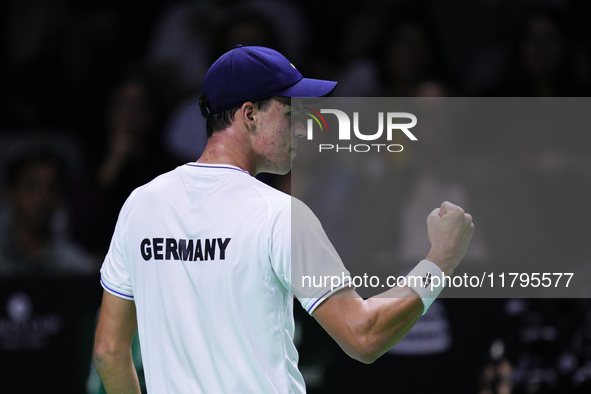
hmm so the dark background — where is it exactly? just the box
[1,0,590,393]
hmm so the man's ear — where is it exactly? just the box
[239,102,257,131]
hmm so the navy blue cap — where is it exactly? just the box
[200,45,337,116]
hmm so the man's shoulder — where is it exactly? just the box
[248,177,291,203]
[117,166,183,211]
[138,166,183,192]
[248,178,319,217]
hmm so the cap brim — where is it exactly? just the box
[276,78,337,98]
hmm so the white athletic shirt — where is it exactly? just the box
[100,163,350,393]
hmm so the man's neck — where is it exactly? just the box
[197,127,257,175]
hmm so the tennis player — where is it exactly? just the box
[93,45,474,393]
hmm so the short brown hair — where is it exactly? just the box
[201,97,275,138]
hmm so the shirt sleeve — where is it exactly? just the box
[100,198,134,301]
[270,197,351,315]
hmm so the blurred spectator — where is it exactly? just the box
[0,0,104,134]
[0,150,95,277]
[466,5,591,266]
[479,299,591,394]
[71,75,177,255]
[377,11,454,97]
[422,0,503,93]
[1,0,78,128]
[0,0,165,151]
[144,0,309,113]
[209,10,282,61]
[481,4,590,97]
[500,98,591,265]
[325,0,411,96]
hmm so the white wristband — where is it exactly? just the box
[406,260,445,315]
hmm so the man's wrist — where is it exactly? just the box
[425,250,457,277]
[406,260,445,315]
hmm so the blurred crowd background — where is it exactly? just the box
[0,0,590,393]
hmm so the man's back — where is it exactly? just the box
[101,163,305,393]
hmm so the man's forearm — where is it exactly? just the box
[94,350,141,394]
[314,286,423,364]
[362,286,424,356]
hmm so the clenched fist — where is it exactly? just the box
[425,201,474,276]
